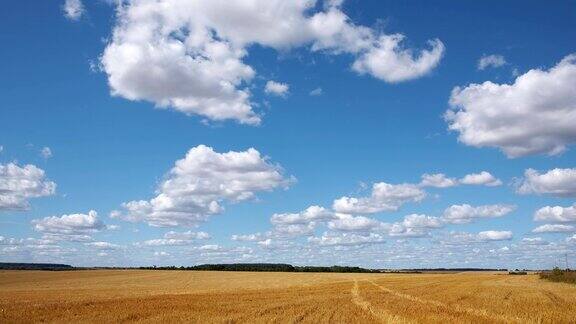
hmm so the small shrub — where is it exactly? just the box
[539,267,576,284]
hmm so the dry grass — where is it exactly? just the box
[1,270,575,323]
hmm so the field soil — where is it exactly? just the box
[1,270,575,323]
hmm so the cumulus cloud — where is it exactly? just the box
[196,244,222,251]
[264,81,290,97]
[379,214,443,238]
[231,233,264,242]
[0,236,24,246]
[271,223,317,237]
[352,36,444,83]
[478,230,513,241]
[532,224,575,233]
[534,204,576,223]
[442,204,515,224]
[517,168,576,197]
[308,232,385,246]
[231,206,333,241]
[420,173,458,188]
[419,171,501,188]
[401,214,443,229]
[112,145,293,227]
[0,163,56,211]
[448,230,513,243]
[229,206,332,242]
[323,212,442,238]
[459,171,502,186]
[333,182,426,214]
[140,239,194,246]
[137,232,209,246]
[477,54,506,70]
[101,0,444,124]
[270,206,333,225]
[164,230,210,240]
[32,210,104,241]
[63,0,84,21]
[327,214,382,232]
[133,231,210,247]
[446,54,576,157]
[85,241,120,250]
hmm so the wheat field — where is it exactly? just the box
[0,270,575,323]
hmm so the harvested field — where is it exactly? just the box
[1,270,575,323]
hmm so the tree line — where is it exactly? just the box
[138,263,380,273]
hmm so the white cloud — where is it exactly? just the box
[446,54,576,157]
[257,238,274,249]
[272,223,316,237]
[268,206,332,238]
[352,36,444,83]
[40,147,53,159]
[327,214,382,232]
[270,206,333,225]
[478,230,513,241]
[442,204,515,224]
[517,168,576,197]
[419,171,501,188]
[63,0,84,21]
[138,231,210,246]
[0,236,24,246]
[85,241,120,250]
[141,239,193,246]
[448,230,513,243]
[197,244,222,251]
[333,182,426,214]
[401,214,443,229]
[521,237,548,245]
[477,54,506,70]
[32,210,104,241]
[113,145,293,227]
[534,204,576,223]
[309,87,323,96]
[0,163,56,211]
[163,230,211,240]
[264,81,289,97]
[154,251,170,256]
[532,224,575,233]
[101,0,444,124]
[245,206,334,239]
[231,233,264,242]
[386,226,430,238]
[420,173,458,188]
[308,232,385,246]
[459,171,502,186]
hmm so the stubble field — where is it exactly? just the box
[0,270,575,323]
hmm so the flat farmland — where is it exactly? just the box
[1,270,575,323]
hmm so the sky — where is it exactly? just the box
[1,0,575,269]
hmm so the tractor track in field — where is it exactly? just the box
[366,279,526,323]
[350,279,412,324]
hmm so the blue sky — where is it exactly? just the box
[1,0,575,269]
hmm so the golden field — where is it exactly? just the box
[0,270,575,323]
